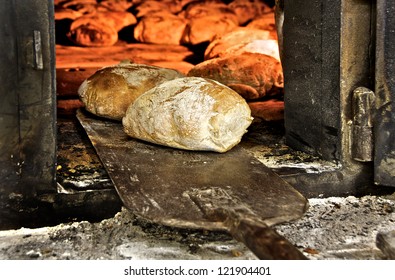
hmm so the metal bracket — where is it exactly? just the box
[351,87,375,162]
[33,30,43,70]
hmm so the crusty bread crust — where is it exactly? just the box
[122,77,253,153]
[188,53,283,100]
[78,62,184,120]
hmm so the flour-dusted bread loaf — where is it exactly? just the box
[122,77,253,153]
[188,53,283,100]
[78,62,184,120]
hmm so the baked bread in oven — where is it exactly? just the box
[122,77,253,153]
[188,52,283,100]
[182,16,238,45]
[134,12,188,45]
[228,0,272,25]
[246,12,277,37]
[78,62,184,120]
[204,27,271,60]
[67,11,137,47]
[180,1,239,45]
[213,39,281,61]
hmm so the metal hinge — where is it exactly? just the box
[351,87,375,162]
[33,30,43,70]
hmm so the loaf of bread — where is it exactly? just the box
[122,77,253,153]
[204,27,271,60]
[228,0,272,25]
[78,62,184,120]
[134,12,188,45]
[182,16,238,45]
[60,1,109,14]
[248,99,284,121]
[99,0,134,12]
[134,0,193,17]
[246,13,277,35]
[67,11,137,47]
[188,53,283,100]
[181,1,238,24]
[54,7,83,20]
[134,1,172,18]
[67,19,118,47]
[180,1,239,45]
[216,39,281,61]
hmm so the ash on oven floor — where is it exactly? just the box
[0,194,394,260]
[45,114,395,260]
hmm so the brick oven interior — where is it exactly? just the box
[55,0,293,224]
[1,0,395,260]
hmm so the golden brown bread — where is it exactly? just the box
[60,1,109,14]
[248,99,284,121]
[78,62,184,120]
[204,27,271,60]
[99,0,134,11]
[134,1,171,18]
[246,13,277,34]
[182,16,238,45]
[67,11,137,47]
[134,12,188,45]
[228,0,272,25]
[214,39,281,61]
[122,77,253,153]
[180,1,239,45]
[181,1,238,23]
[188,53,283,100]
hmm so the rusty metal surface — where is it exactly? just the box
[186,187,307,259]
[351,87,375,162]
[374,0,395,187]
[283,0,375,164]
[77,109,309,258]
[283,0,341,160]
[77,110,308,230]
[0,0,56,209]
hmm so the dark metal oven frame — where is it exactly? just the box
[282,0,395,194]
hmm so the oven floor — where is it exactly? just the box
[0,99,394,261]
[47,104,395,260]
[0,194,394,260]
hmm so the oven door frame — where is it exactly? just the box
[0,0,57,197]
[374,0,395,187]
[282,0,395,192]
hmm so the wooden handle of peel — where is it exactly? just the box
[230,219,308,260]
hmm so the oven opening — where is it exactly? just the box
[53,0,395,220]
[55,0,339,199]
